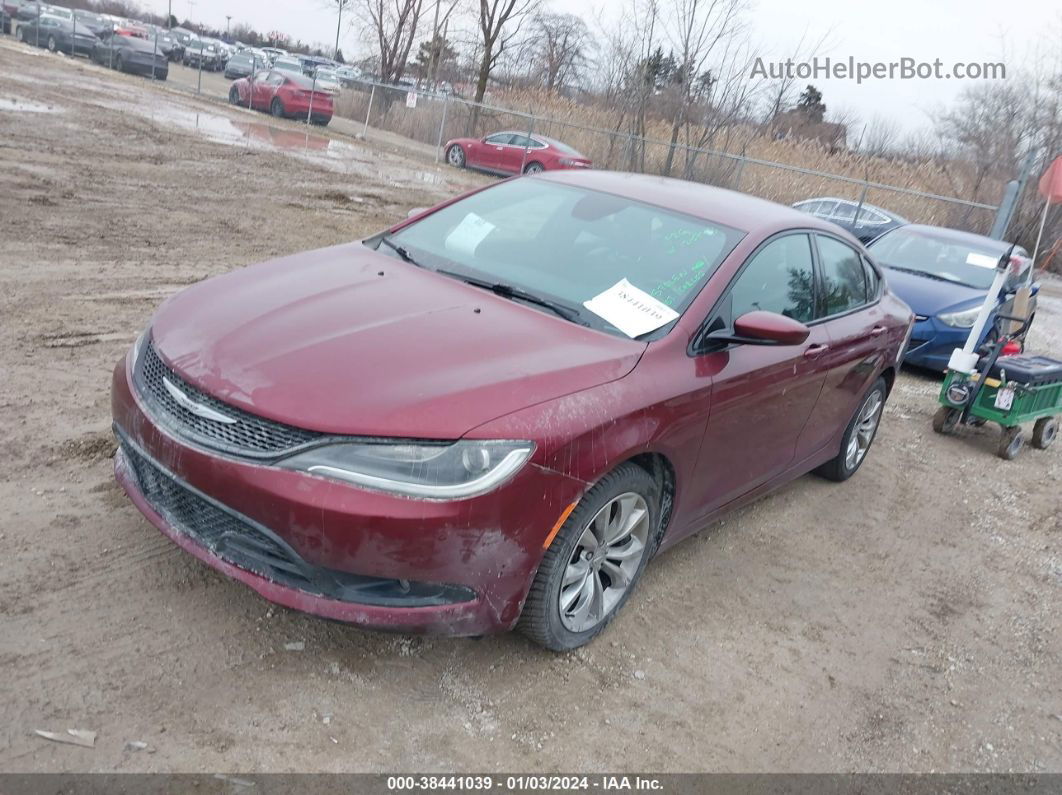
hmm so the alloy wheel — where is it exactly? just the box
[447,146,464,167]
[844,390,884,471]
[558,492,650,633]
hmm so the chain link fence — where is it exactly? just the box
[329,78,1002,235]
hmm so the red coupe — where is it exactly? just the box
[444,131,592,175]
[112,171,913,650]
[228,69,334,126]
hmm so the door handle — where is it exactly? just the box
[803,344,830,358]
[870,326,887,337]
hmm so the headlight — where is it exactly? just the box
[938,306,981,328]
[130,328,148,363]
[279,440,535,499]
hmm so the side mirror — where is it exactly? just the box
[703,310,811,348]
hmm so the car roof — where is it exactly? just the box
[880,223,1024,254]
[539,171,839,236]
[795,196,907,221]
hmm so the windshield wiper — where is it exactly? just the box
[377,235,422,267]
[436,269,588,326]
[885,264,965,284]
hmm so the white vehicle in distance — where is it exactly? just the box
[312,66,341,94]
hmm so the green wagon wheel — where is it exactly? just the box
[1032,417,1058,450]
[997,426,1025,460]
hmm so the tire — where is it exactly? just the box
[524,161,544,175]
[19,27,27,43]
[270,97,285,118]
[932,406,962,435]
[115,54,124,73]
[229,85,240,105]
[446,144,465,168]
[816,377,888,481]
[997,426,1025,460]
[518,462,657,651]
[1032,417,1058,450]
[46,35,56,52]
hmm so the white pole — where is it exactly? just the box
[362,83,374,138]
[947,259,1012,374]
[1029,200,1051,285]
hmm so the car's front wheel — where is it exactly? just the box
[270,97,285,118]
[229,85,240,104]
[519,462,657,651]
[446,144,465,168]
[816,376,887,481]
[46,35,57,52]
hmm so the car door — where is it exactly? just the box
[501,134,536,173]
[689,232,832,515]
[477,133,516,171]
[796,234,888,458]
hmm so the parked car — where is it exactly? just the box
[335,64,361,87]
[227,69,333,125]
[866,224,1034,370]
[793,197,908,244]
[112,172,912,650]
[445,132,592,176]
[19,15,97,55]
[311,66,341,94]
[270,55,304,76]
[183,39,224,71]
[72,10,111,37]
[224,50,267,80]
[91,30,169,79]
[259,46,288,64]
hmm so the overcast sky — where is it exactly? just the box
[136,0,1059,133]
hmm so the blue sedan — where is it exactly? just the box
[867,225,1035,370]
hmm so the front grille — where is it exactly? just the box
[135,340,325,459]
[117,432,478,608]
[120,436,316,591]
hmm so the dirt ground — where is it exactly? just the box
[1,40,1060,774]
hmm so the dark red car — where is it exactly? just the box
[112,172,913,650]
[228,69,334,126]
[444,131,592,175]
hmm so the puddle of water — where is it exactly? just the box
[0,97,60,114]
[109,96,453,187]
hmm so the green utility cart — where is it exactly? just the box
[934,348,1062,460]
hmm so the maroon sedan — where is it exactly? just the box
[112,172,913,650]
[228,69,334,126]
[444,132,592,175]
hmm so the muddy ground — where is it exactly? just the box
[0,40,1060,774]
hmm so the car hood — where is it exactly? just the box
[150,242,644,439]
[880,265,987,316]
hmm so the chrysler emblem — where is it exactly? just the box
[162,377,238,424]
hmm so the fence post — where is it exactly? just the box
[196,44,203,94]
[732,150,747,190]
[854,180,870,225]
[520,114,535,174]
[152,29,158,81]
[435,93,450,164]
[991,151,1036,241]
[362,84,375,139]
[307,72,316,125]
[247,58,254,110]
[35,3,39,48]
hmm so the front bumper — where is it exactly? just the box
[111,353,586,635]
[903,316,987,371]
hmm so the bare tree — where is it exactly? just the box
[661,0,748,175]
[530,12,593,93]
[357,0,426,83]
[759,27,834,123]
[473,0,539,104]
[858,115,901,157]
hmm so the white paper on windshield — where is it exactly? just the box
[445,212,495,256]
[966,252,998,268]
[583,279,680,338]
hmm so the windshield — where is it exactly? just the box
[379,179,744,337]
[869,227,1006,289]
